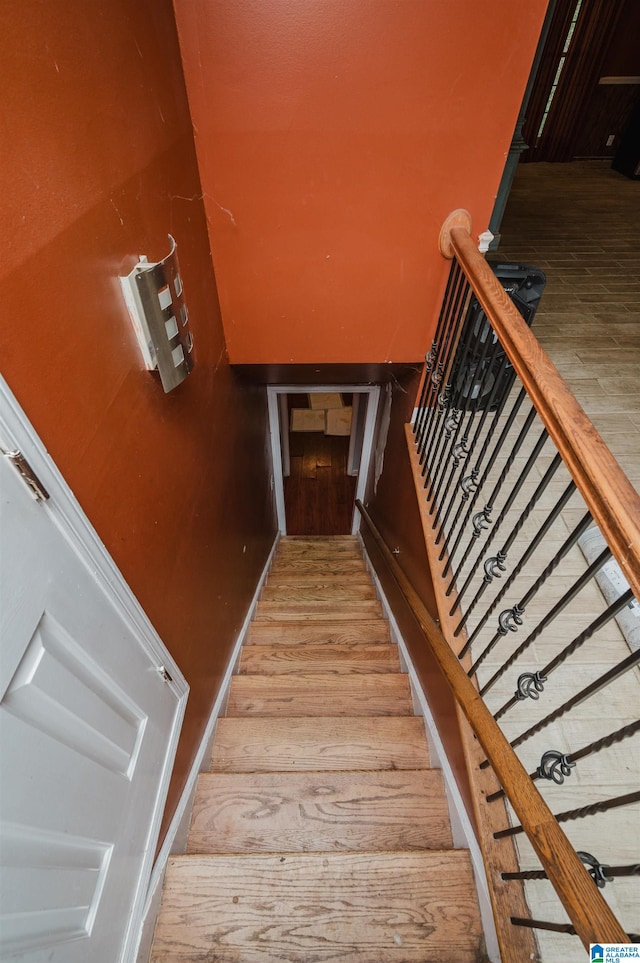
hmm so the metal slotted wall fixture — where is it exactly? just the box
[120,235,194,392]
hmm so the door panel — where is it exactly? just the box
[0,416,185,962]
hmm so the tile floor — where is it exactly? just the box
[465,161,640,961]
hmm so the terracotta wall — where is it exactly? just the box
[173,0,548,365]
[0,0,276,839]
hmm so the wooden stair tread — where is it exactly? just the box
[227,674,413,716]
[188,770,452,853]
[269,558,368,575]
[152,851,483,963]
[262,583,377,601]
[281,535,360,543]
[275,544,363,557]
[210,717,431,772]
[247,620,390,645]
[266,572,372,585]
[255,599,383,621]
[239,643,400,674]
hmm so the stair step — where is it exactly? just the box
[266,572,372,585]
[269,558,368,576]
[255,599,383,621]
[239,643,400,675]
[262,582,377,601]
[276,542,362,557]
[210,717,431,772]
[152,851,483,963]
[277,536,360,544]
[282,535,360,543]
[247,619,390,645]
[227,674,413,717]
[187,770,452,854]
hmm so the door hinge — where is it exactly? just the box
[3,449,50,501]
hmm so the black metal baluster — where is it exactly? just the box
[418,269,470,470]
[503,859,640,884]
[451,423,549,626]
[413,345,438,441]
[442,387,527,583]
[424,309,480,498]
[478,531,607,696]
[457,450,562,646]
[510,919,640,941]
[487,719,640,802]
[494,588,634,721]
[478,649,640,766]
[414,262,461,449]
[461,480,578,658]
[445,400,536,597]
[495,790,640,839]
[421,281,474,482]
[428,312,496,511]
[435,343,508,550]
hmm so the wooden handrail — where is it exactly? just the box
[355,498,629,949]
[439,214,640,603]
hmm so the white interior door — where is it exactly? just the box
[0,385,187,963]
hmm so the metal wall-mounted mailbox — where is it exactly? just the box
[119,235,194,393]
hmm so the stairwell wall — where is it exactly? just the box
[172,0,549,365]
[0,0,277,844]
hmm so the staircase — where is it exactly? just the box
[150,536,486,962]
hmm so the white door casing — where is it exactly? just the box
[267,385,381,535]
[0,378,188,963]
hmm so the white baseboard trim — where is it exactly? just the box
[135,533,279,963]
[360,539,501,963]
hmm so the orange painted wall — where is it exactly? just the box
[173,0,548,365]
[0,0,276,838]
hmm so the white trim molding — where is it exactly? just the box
[267,384,381,536]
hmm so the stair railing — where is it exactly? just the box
[355,209,640,960]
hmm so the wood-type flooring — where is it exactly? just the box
[150,537,485,962]
[284,396,356,535]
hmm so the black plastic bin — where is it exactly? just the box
[454,260,546,410]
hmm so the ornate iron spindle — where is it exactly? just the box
[494,789,640,839]
[418,269,470,470]
[510,918,578,936]
[451,424,549,626]
[445,402,537,598]
[435,351,514,552]
[427,314,497,511]
[441,387,527,583]
[486,719,640,802]
[461,480,578,655]
[424,313,480,499]
[511,919,640,941]
[416,260,464,452]
[457,450,562,648]
[413,261,460,443]
[478,649,640,766]
[503,857,639,885]
[422,285,476,483]
[478,531,607,696]
[413,343,438,441]
[494,588,634,722]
